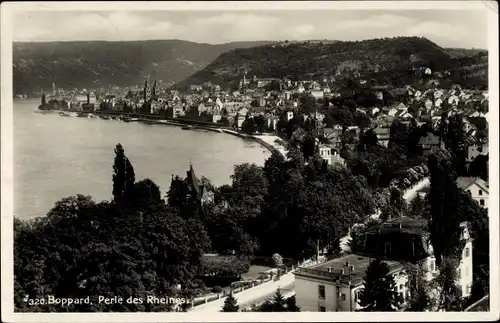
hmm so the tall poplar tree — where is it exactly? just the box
[112,143,135,201]
[427,150,463,266]
[112,143,127,201]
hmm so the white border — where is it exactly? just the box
[1,1,499,322]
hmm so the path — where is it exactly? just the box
[253,134,288,158]
[239,282,295,310]
[190,271,295,312]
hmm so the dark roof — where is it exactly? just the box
[186,164,200,196]
[364,217,428,235]
[353,217,431,261]
[456,177,489,193]
[418,132,441,146]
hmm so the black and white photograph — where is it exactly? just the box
[1,1,498,321]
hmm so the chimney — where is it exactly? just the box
[341,269,345,275]
[345,261,349,267]
[350,265,354,272]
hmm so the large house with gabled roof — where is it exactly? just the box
[456,177,489,209]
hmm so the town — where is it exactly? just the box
[17,62,490,313]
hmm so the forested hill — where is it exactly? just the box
[13,40,275,93]
[174,37,488,90]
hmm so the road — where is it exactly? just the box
[239,282,295,310]
[190,271,295,312]
[253,134,288,157]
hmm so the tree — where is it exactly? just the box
[221,291,239,312]
[272,253,283,267]
[111,143,135,201]
[358,258,399,311]
[254,115,267,133]
[241,118,256,135]
[112,143,127,201]
[357,128,379,151]
[272,288,286,311]
[427,151,464,266]
[167,175,191,210]
[467,154,488,181]
[299,94,317,114]
[431,257,463,311]
[124,157,136,198]
[403,262,430,311]
[444,115,468,176]
[285,295,301,312]
[301,134,316,160]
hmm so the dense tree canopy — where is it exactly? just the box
[358,258,399,311]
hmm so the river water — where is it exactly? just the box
[13,99,271,219]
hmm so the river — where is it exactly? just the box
[13,99,271,219]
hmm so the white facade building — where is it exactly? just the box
[294,217,473,312]
[456,177,489,210]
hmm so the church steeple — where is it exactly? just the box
[152,80,157,99]
[143,77,148,102]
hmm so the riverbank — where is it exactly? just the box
[38,108,286,157]
[222,129,287,157]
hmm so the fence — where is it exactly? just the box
[190,257,321,308]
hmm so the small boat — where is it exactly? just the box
[77,112,87,118]
[99,115,111,120]
[123,117,140,123]
[181,126,192,130]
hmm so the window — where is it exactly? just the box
[458,267,461,277]
[405,282,409,288]
[384,242,392,255]
[479,189,483,196]
[319,305,326,312]
[466,284,472,295]
[318,285,325,299]
[465,266,469,277]
[399,284,404,291]
[480,199,485,206]
[465,247,470,258]
[339,293,346,301]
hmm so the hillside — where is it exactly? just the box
[13,40,275,93]
[175,37,488,90]
[445,47,487,59]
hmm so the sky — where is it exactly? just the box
[13,9,489,49]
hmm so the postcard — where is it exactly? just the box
[1,1,498,322]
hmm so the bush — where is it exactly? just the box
[193,278,206,288]
[272,253,284,267]
[212,286,223,293]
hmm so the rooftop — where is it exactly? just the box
[418,132,441,146]
[364,216,429,236]
[456,177,489,193]
[294,254,403,286]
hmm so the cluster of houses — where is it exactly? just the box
[45,74,488,171]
